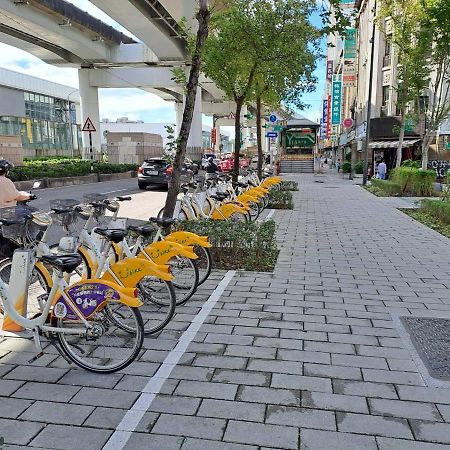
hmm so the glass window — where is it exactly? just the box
[383,86,390,105]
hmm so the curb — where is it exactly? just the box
[14,171,137,190]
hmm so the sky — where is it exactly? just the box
[0,0,325,125]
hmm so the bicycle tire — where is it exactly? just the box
[194,245,213,285]
[57,305,144,373]
[136,279,177,333]
[170,256,199,305]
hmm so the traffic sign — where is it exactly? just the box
[82,117,96,132]
[269,114,277,123]
[228,112,235,120]
[274,125,283,132]
[266,132,278,138]
[343,117,354,128]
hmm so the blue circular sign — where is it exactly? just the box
[269,114,277,123]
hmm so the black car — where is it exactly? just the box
[137,158,195,190]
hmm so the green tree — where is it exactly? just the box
[163,0,211,217]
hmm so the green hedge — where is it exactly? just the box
[176,219,279,271]
[280,180,298,191]
[267,190,293,209]
[390,167,436,196]
[9,159,138,181]
[421,199,450,225]
[370,178,402,196]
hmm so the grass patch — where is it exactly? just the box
[402,208,450,239]
[363,185,389,197]
[370,178,401,196]
[176,219,279,271]
[280,180,298,191]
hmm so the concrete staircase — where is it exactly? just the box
[280,159,314,173]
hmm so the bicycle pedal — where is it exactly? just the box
[28,352,44,364]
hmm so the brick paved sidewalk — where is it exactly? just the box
[2,173,450,449]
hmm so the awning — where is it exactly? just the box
[369,139,421,149]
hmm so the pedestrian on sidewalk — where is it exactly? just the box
[336,158,341,173]
[378,159,387,179]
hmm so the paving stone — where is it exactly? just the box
[204,333,254,346]
[148,395,201,415]
[175,380,238,400]
[224,344,277,359]
[151,414,226,440]
[70,387,139,408]
[266,405,336,430]
[224,420,299,449]
[333,379,398,399]
[14,381,80,402]
[271,373,332,392]
[369,398,441,421]
[57,369,123,388]
[20,401,94,425]
[387,358,419,372]
[197,399,265,422]
[118,361,160,377]
[304,363,362,381]
[436,404,450,422]
[247,359,303,375]
[376,436,450,449]
[337,412,413,438]
[0,397,32,419]
[397,386,450,405]
[302,391,369,414]
[123,433,184,450]
[193,355,247,370]
[30,424,111,449]
[362,369,426,386]
[0,379,23,396]
[168,366,214,382]
[181,438,257,450]
[233,326,279,337]
[278,349,331,364]
[332,354,389,369]
[0,418,44,446]
[237,385,300,406]
[83,407,128,429]
[134,411,160,432]
[300,428,377,450]
[410,420,450,444]
[304,341,356,355]
[356,345,411,359]
[253,337,304,350]
[4,366,68,382]
[212,369,271,386]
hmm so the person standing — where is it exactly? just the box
[378,159,387,179]
[336,158,341,173]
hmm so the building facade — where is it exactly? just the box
[0,68,82,161]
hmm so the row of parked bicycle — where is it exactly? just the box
[0,171,283,374]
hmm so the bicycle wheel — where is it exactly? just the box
[229,211,248,222]
[170,256,199,305]
[247,201,260,221]
[0,258,50,317]
[136,278,177,333]
[57,305,144,373]
[194,245,213,285]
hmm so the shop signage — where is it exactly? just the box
[326,95,332,138]
[326,60,334,82]
[344,28,357,59]
[285,130,316,148]
[331,75,342,125]
[322,99,329,138]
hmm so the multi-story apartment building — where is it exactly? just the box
[321,0,450,175]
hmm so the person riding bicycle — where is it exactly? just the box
[205,156,219,181]
[0,159,31,208]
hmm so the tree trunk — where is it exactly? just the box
[421,132,431,170]
[163,1,210,217]
[233,98,244,183]
[395,116,406,168]
[256,95,263,179]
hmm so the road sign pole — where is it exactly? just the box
[89,131,93,173]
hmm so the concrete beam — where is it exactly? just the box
[90,0,185,61]
[0,0,111,63]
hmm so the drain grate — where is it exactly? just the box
[401,317,450,380]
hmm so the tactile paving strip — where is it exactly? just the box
[401,317,450,380]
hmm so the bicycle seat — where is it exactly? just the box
[149,217,176,228]
[51,207,73,215]
[128,224,155,236]
[233,182,248,188]
[93,228,128,243]
[210,193,228,201]
[40,254,82,273]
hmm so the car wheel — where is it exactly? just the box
[138,182,147,190]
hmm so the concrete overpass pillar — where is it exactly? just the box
[214,125,221,154]
[78,69,101,159]
[187,87,202,160]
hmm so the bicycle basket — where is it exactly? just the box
[0,205,37,243]
[83,193,107,217]
[49,199,79,227]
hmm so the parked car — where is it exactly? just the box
[218,155,251,173]
[137,158,193,189]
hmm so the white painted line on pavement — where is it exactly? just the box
[265,209,275,221]
[100,189,129,195]
[102,270,236,450]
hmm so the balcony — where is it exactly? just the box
[383,54,392,67]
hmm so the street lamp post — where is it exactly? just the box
[363,0,377,186]
[66,89,79,158]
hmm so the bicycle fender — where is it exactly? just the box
[78,246,98,279]
[236,194,258,204]
[212,203,249,219]
[140,241,198,264]
[53,279,142,321]
[35,261,53,288]
[104,257,173,285]
[165,231,211,248]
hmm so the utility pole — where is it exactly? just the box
[363,0,377,186]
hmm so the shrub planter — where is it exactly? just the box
[176,219,279,271]
[267,190,294,209]
[280,180,298,191]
